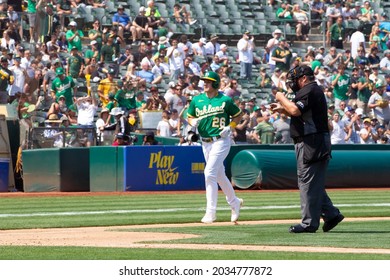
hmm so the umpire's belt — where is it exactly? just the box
[293,136,304,144]
[201,136,221,143]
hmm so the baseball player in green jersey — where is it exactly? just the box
[187,71,243,224]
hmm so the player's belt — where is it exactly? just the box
[201,136,221,143]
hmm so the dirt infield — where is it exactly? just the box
[2,218,390,254]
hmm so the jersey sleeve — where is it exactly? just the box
[226,97,241,118]
[294,92,309,114]
[186,98,196,118]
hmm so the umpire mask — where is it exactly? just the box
[286,65,314,92]
[286,66,302,92]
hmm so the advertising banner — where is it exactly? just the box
[124,146,205,191]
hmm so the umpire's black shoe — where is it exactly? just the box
[289,224,317,233]
[322,214,344,232]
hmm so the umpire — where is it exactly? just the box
[271,65,344,233]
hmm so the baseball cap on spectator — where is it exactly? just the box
[316,73,326,80]
[220,44,227,49]
[344,106,355,113]
[90,40,97,45]
[364,66,370,72]
[116,132,125,139]
[168,81,176,88]
[355,108,364,115]
[150,86,158,92]
[260,66,266,71]
[307,45,315,52]
[108,68,115,75]
[200,38,207,44]
[117,5,124,9]
[384,50,390,55]
[275,67,281,72]
[71,46,78,51]
[328,103,335,109]
[179,73,186,79]
[278,37,286,42]
[110,107,124,116]
[244,30,251,35]
[273,29,282,36]
[363,118,371,123]
[253,106,260,111]
[158,36,168,45]
[139,6,146,12]
[145,131,155,139]
[100,108,109,115]
[0,56,7,62]
[55,67,64,75]
[315,54,324,60]
[69,21,77,27]
[58,95,66,100]
[375,79,385,88]
[210,34,219,40]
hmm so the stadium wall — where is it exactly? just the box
[21,145,390,192]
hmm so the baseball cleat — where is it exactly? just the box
[231,198,243,222]
[201,213,216,224]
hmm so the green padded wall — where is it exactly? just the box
[231,149,390,189]
[89,146,121,192]
[23,148,61,192]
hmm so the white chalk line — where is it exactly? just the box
[1,203,390,218]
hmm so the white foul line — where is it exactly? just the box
[1,203,389,218]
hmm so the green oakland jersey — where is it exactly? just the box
[51,76,75,107]
[115,89,136,110]
[332,74,350,101]
[187,92,241,138]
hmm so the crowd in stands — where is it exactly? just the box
[1,0,390,146]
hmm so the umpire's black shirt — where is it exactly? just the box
[290,81,329,138]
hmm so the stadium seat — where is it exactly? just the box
[92,7,105,21]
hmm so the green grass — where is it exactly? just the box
[1,189,390,259]
[0,246,388,260]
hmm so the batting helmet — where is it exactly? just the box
[200,71,220,89]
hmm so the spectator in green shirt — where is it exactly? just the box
[327,16,346,49]
[254,111,275,144]
[114,80,137,113]
[84,40,100,65]
[331,65,350,109]
[276,1,293,24]
[66,47,85,79]
[27,0,37,43]
[65,21,84,52]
